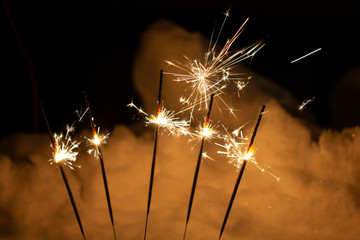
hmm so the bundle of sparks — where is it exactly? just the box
[49,125,80,170]
[164,13,264,121]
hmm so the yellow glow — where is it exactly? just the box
[54,151,63,163]
[243,147,254,160]
[152,113,168,126]
[201,126,213,138]
[93,134,101,145]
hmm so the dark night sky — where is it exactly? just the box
[1,1,360,138]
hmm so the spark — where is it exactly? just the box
[291,48,322,63]
[198,119,217,140]
[82,92,110,158]
[127,102,146,116]
[165,15,263,120]
[202,152,216,161]
[86,127,110,158]
[127,102,191,136]
[215,125,249,169]
[75,107,89,122]
[49,125,80,170]
[216,125,278,180]
[298,97,316,112]
[236,78,250,96]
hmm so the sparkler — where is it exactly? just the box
[144,69,164,240]
[83,92,116,240]
[183,94,215,240]
[218,105,266,240]
[41,104,86,240]
[165,13,264,120]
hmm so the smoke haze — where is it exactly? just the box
[1,19,360,240]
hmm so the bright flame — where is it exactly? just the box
[93,134,101,145]
[243,147,254,160]
[86,128,110,158]
[151,112,169,126]
[201,125,213,138]
[197,118,217,140]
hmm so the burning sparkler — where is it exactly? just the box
[165,12,264,120]
[83,92,116,240]
[218,105,267,240]
[143,69,164,240]
[183,94,215,240]
[41,104,86,240]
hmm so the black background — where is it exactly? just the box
[1,1,360,138]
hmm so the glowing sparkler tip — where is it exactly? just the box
[93,134,101,145]
[54,151,62,163]
[243,147,254,160]
[201,126,213,138]
[86,128,110,158]
[151,112,167,126]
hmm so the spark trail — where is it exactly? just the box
[298,97,315,112]
[291,48,321,63]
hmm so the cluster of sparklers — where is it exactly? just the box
[39,10,324,240]
[41,92,115,240]
[127,12,281,240]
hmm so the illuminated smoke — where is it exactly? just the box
[1,19,360,240]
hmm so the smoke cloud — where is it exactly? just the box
[1,19,360,240]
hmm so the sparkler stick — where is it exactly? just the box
[144,69,163,240]
[40,104,86,240]
[183,94,215,240]
[218,104,266,240]
[59,165,86,239]
[83,92,116,240]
